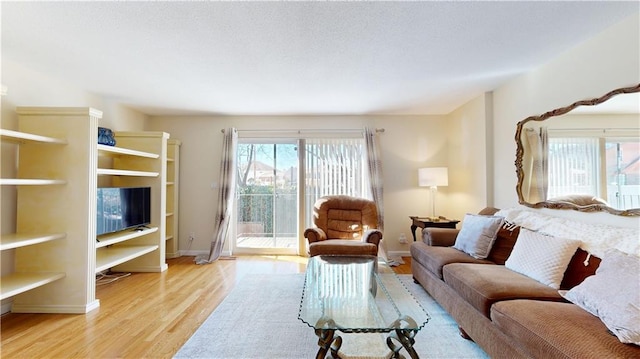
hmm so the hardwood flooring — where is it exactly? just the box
[0,255,412,358]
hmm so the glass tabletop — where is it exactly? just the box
[298,255,430,333]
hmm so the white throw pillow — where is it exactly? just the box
[453,214,504,259]
[561,249,640,345]
[505,228,580,289]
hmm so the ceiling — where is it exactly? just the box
[2,1,638,117]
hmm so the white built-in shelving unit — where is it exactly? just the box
[0,126,69,303]
[165,139,181,258]
[0,107,169,314]
[97,131,168,273]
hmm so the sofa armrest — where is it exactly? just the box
[363,229,383,247]
[421,227,459,247]
[304,228,327,243]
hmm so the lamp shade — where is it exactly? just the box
[418,167,448,187]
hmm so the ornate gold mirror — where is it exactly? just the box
[515,84,640,216]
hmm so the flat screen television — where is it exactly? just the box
[97,187,151,236]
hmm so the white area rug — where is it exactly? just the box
[174,274,488,359]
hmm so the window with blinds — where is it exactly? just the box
[547,137,600,199]
[547,136,640,209]
[302,138,368,228]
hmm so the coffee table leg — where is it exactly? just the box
[315,328,342,359]
[387,329,419,359]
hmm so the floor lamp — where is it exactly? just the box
[418,167,449,218]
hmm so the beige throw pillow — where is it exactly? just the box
[505,228,580,289]
[453,214,504,259]
[561,249,640,345]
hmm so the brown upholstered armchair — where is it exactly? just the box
[304,195,383,257]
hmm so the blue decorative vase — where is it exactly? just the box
[98,127,116,146]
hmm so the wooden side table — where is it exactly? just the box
[409,216,460,242]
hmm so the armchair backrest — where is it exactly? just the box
[313,195,379,240]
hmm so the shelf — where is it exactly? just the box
[96,227,158,248]
[166,182,175,186]
[0,272,66,300]
[165,235,174,241]
[167,158,175,162]
[95,245,159,273]
[0,233,66,251]
[0,129,67,145]
[0,179,67,186]
[96,168,159,177]
[97,144,159,159]
[166,212,174,217]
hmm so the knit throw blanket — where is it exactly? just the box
[494,207,639,258]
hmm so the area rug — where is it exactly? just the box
[174,273,489,359]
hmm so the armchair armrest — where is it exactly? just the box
[304,227,327,244]
[422,228,459,247]
[363,229,383,247]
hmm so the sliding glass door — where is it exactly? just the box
[234,141,298,254]
[232,135,368,255]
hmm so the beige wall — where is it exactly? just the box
[446,92,492,220]
[145,115,455,257]
[491,13,639,228]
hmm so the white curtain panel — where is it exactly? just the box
[196,128,238,264]
[365,127,384,230]
[525,127,548,203]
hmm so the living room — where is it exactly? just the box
[1,2,639,358]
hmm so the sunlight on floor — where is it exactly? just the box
[258,254,309,265]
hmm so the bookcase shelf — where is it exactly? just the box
[0,272,66,301]
[0,233,66,251]
[0,128,67,145]
[0,179,67,186]
[96,168,159,177]
[96,227,158,248]
[95,245,159,273]
[97,144,158,159]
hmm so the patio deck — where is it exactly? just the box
[236,236,298,249]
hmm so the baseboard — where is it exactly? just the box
[11,299,100,314]
[387,250,410,258]
[1,300,13,315]
[112,264,168,273]
[178,249,231,257]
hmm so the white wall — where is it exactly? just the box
[145,115,451,257]
[491,13,640,227]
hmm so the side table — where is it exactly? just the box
[409,216,460,242]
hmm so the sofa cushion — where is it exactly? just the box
[505,228,581,289]
[443,263,563,317]
[486,225,520,265]
[560,248,601,290]
[491,300,640,359]
[421,227,459,247]
[308,240,377,257]
[562,249,640,345]
[453,213,504,259]
[409,242,492,279]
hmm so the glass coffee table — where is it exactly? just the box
[298,255,430,359]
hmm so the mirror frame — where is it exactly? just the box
[515,84,640,217]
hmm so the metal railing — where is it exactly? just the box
[236,192,297,247]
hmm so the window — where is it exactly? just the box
[547,133,640,209]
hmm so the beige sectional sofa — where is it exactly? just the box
[410,208,640,358]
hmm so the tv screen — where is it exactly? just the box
[97,187,151,236]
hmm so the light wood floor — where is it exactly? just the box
[1,255,412,358]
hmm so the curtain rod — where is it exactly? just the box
[221,128,385,134]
